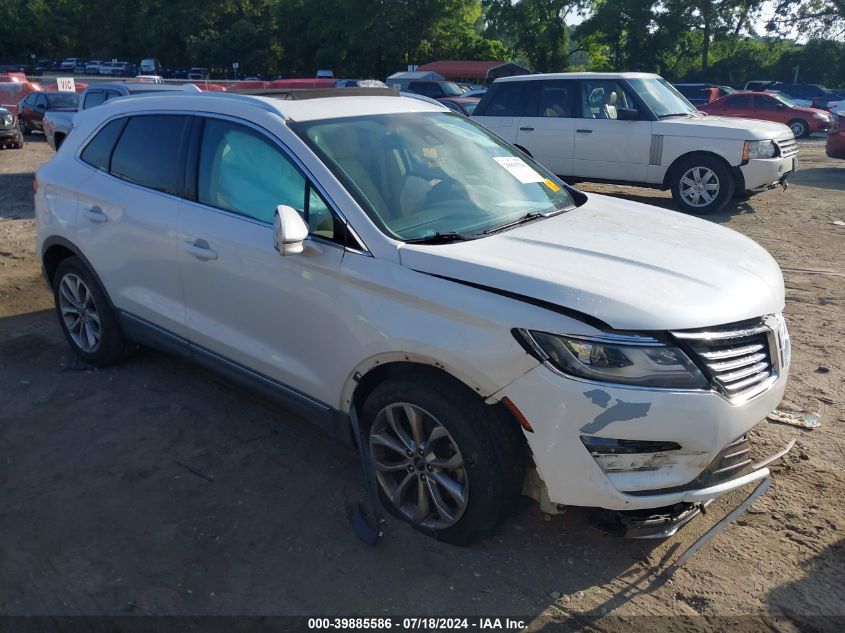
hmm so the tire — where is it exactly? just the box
[670,155,735,215]
[13,140,23,149]
[52,256,129,366]
[361,372,524,545]
[19,120,30,136]
[788,119,809,138]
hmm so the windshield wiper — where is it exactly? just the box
[483,208,566,235]
[403,231,474,245]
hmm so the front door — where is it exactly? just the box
[572,79,652,182]
[177,117,347,403]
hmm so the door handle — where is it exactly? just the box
[519,126,535,131]
[576,129,593,134]
[84,206,108,223]
[183,239,218,261]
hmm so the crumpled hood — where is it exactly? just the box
[399,194,785,331]
[655,115,792,140]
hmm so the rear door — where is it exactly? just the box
[571,78,652,182]
[513,79,576,177]
[177,116,347,402]
[74,114,190,335]
[472,81,531,147]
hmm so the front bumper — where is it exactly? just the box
[496,364,788,512]
[740,155,797,191]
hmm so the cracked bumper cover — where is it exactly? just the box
[496,364,788,511]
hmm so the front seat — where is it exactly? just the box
[602,91,618,119]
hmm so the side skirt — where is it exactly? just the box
[117,311,352,443]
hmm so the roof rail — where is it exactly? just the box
[234,87,400,100]
[191,90,290,117]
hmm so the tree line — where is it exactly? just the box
[1,0,843,87]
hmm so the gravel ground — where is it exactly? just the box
[1,133,843,631]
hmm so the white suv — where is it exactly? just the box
[36,91,792,543]
[472,72,799,214]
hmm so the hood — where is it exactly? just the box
[399,194,784,331]
[655,114,792,140]
[794,105,832,117]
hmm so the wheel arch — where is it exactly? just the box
[344,356,527,441]
[662,150,736,189]
[41,236,117,311]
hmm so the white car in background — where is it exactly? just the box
[473,72,798,214]
[35,91,792,543]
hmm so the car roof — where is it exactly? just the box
[495,72,660,82]
[86,92,447,123]
[85,82,196,94]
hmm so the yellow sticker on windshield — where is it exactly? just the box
[543,179,561,192]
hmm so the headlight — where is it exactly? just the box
[742,139,776,160]
[2,114,12,126]
[813,112,830,122]
[515,329,708,388]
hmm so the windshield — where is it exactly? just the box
[46,92,79,108]
[770,92,798,108]
[627,77,698,117]
[441,82,465,96]
[293,112,576,242]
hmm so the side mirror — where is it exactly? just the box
[617,107,639,121]
[273,204,309,256]
[776,103,784,109]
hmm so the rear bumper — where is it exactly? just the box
[740,155,797,191]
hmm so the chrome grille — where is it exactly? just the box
[776,136,798,159]
[672,320,777,401]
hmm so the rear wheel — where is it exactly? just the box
[788,118,809,138]
[19,120,30,136]
[362,372,524,545]
[670,155,735,215]
[53,257,129,366]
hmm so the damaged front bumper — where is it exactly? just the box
[495,362,789,515]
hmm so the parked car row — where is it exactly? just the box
[698,90,835,138]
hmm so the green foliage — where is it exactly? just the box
[0,0,842,87]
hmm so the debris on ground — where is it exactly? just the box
[767,410,821,430]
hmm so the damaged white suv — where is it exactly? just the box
[36,90,792,544]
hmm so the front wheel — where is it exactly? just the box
[670,155,735,215]
[361,373,524,545]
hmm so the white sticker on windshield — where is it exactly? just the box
[492,156,545,184]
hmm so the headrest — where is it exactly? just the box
[607,91,618,106]
[321,125,359,160]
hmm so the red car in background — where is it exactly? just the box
[827,126,845,159]
[699,91,834,138]
[17,91,79,134]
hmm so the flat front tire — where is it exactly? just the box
[53,256,129,366]
[670,155,735,215]
[361,373,524,545]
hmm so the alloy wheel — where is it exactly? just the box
[58,273,101,353]
[789,120,807,137]
[369,402,468,529]
[679,166,720,208]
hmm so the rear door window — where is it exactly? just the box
[110,115,189,195]
[480,82,526,116]
[535,80,575,118]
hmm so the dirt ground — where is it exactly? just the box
[1,134,843,631]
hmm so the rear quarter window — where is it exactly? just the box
[110,115,189,195]
[80,118,127,171]
[475,82,525,117]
